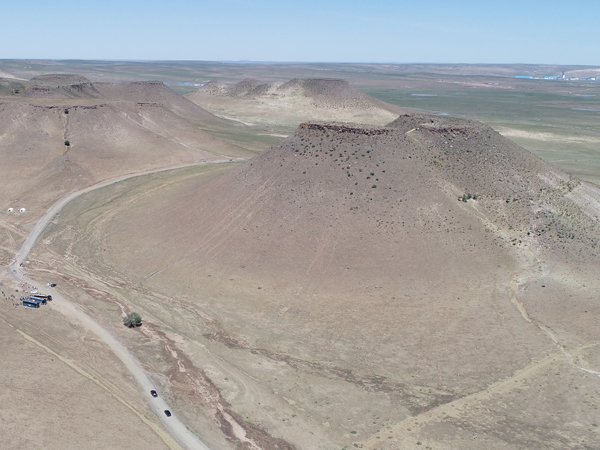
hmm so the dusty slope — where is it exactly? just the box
[0,66,20,79]
[186,78,402,130]
[0,291,172,450]
[0,76,287,450]
[0,78,257,240]
[44,114,600,448]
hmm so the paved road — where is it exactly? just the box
[7,160,238,450]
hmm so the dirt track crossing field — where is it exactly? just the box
[5,161,238,450]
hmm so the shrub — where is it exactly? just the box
[123,312,142,328]
[64,140,70,146]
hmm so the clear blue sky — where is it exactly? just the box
[2,0,598,64]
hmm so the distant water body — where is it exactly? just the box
[571,108,600,112]
[411,94,438,97]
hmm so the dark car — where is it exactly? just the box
[150,390,158,398]
[164,410,171,417]
[48,283,57,287]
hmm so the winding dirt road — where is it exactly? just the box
[7,160,240,450]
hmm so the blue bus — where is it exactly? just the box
[29,296,47,305]
[23,299,40,308]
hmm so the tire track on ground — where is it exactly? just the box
[0,318,182,450]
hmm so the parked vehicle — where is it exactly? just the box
[150,390,158,398]
[22,299,40,308]
[29,296,46,305]
[164,410,171,417]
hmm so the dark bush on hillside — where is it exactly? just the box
[124,312,142,328]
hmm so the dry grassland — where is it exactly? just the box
[186,78,402,134]
[0,291,172,450]
[29,115,600,449]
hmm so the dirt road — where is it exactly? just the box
[7,160,240,450]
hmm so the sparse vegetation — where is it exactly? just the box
[8,63,600,450]
[123,312,142,328]
[459,193,477,202]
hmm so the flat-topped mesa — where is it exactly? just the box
[185,77,401,126]
[278,78,349,92]
[91,80,187,104]
[386,114,479,134]
[280,78,375,109]
[25,84,102,99]
[25,103,108,111]
[122,81,165,87]
[30,74,92,84]
[296,122,392,137]
[191,77,380,109]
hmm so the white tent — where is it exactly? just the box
[19,208,26,213]
[7,208,13,212]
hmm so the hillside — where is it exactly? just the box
[186,77,403,131]
[46,113,600,449]
[0,76,263,251]
[0,66,20,79]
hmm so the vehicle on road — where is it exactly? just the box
[151,390,158,397]
[48,283,57,287]
[164,410,171,417]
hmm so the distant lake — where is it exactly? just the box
[571,108,600,112]
[411,94,438,97]
[577,94,597,97]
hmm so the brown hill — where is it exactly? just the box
[83,114,600,448]
[225,78,263,96]
[278,78,378,109]
[93,81,228,127]
[23,83,103,99]
[0,79,259,234]
[186,77,403,130]
[30,74,93,84]
[196,79,227,94]
[197,77,386,109]
[22,74,103,98]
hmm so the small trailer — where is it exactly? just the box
[23,299,40,308]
